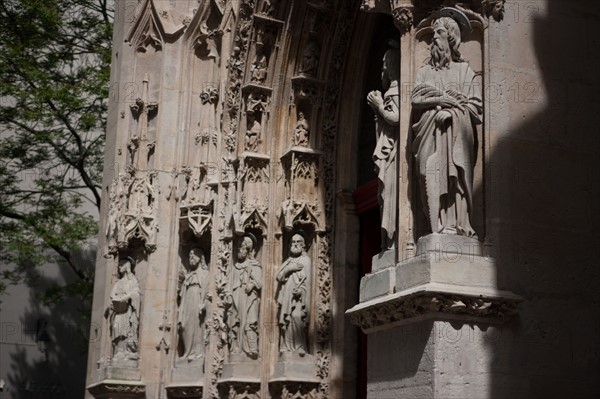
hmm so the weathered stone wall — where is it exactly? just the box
[86,0,600,398]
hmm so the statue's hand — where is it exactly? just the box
[439,96,465,112]
[435,109,452,125]
[367,90,383,111]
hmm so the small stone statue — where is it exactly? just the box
[106,257,141,363]
[367,43,400,250]
[245,113,262,152]
[293,112,310,147]
[276,234,311,355]
[250,51,268,84]
[227,235,262,359]
[177,247,210,362]
[411,8,482,237]
[298,41,320,77]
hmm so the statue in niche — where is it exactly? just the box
[106,256,141,362]
[245,112,262,152]
[177,247,210,362]
[293,112,310,147]
[411,8,482,237]
[298,41,320,77]
[227,235,262,359]
[261,0,278,15]
[367,42,400,250]
[250,50,268,84]
[276,233,310,356]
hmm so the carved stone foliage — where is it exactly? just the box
[88,381,145,397]
[348,292,521,332]
[218,381,260,399]
[210,239,233,398]
[269,381,319,399]
[165,385,203,398]
[222,0,256,155]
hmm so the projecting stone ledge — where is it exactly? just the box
[347,237,523,333]
[87,379,145,399]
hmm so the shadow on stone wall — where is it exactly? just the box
[484,0,600,397]
[4,247,96,399]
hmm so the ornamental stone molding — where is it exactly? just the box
[87,380,145,398]
[347,290,521,333]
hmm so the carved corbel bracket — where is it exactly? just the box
[217,380,260,399]
[87,380,145,398]
[268,379,320,399]
[347,290,522,333]
[165,384,203,399]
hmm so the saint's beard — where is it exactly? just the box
[290,245,303,257]
[431,39,451,70]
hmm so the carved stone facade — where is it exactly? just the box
[87,0,600,398]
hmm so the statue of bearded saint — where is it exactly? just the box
[411,11,482,237]
[367,45,400,250]
[276,234,311,356]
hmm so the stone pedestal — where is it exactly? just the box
[268,352,319,398]
[347,234,522,398]
[165,358,204,398]
[87,380,145,399]
[87,361,144,399]
[171,356,204,383]
[217,353,261,397]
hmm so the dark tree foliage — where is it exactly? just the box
[0,0,113,307]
